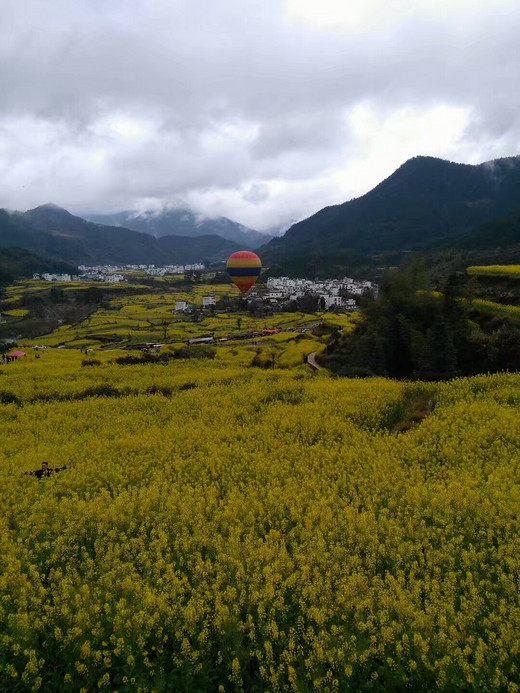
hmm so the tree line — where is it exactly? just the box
[321,267,520,380]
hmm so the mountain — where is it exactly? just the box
[0,244,77,285]
[260,156,520,267]
[86,208,273,249]
[0,205,241,265]
[454,214,520,250]
[157,234,242,265]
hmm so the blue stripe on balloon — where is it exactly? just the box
[227,267,262,277]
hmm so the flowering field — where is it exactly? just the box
[11,282,353,350]
[467,265,520,278]
[469,298,520,320]
[0,347,519,691]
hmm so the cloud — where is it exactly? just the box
[242,184,270,205]
[0,0,519,229]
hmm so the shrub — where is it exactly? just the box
[0,390,21,406]
[172,346,215,359]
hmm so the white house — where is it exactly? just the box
[174,300,189,312]
[321,295,346,309]
[202,295,216,307]
[41,273,72,282]
[104,274,124,283]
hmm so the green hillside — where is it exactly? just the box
[0,206,241,265]
[260,156,520,273]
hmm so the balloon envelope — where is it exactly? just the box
[226,251,262,294]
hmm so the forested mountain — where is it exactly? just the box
[87,208,273,249]
[0,205,241,265]
[2,154,519,274]
[454,214,520,249]
[260,156,520,269]
[0,245,77,284]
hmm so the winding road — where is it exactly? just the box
[307,351,323,370]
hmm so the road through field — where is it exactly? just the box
[307,351,323,370]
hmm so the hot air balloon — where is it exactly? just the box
[226,251,262,294]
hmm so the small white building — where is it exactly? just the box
[104,274,124,283]
[41,273,72,282]
[202,295,216,307]
[175,300,189,312]
[321,295,345,309]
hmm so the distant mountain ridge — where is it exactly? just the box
[86,208,273,250]
[0,205,242,265]
[260,155,520,267]
[2,155,520,275]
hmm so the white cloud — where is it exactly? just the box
[0,0,519,228]
[284,0,517,32]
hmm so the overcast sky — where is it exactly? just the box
[1,0,519,231]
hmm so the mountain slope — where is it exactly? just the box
[0,205,241,265]
[87,208,273,249]
[454,214,520,250]
[0,244,77,284]
[157,234,243,265]
[260,156,520,264]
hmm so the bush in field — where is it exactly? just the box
[172,345,216,359]
[116,353,169,365]
[0,389,21,405]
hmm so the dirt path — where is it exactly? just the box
[307,351,323,370]
[393,392,437,432]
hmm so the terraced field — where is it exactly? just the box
[0,278,518,691]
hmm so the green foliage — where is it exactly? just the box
[261,157,520,267]
[323,267,520,380]
[0,390,22,406]
[0,244,76,285]
[0,205,242,266]
[172,345,216,359]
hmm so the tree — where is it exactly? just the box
[159,320,170,340]
[77,287,104,304]
[49,286,66,303]
[321,267,474,381]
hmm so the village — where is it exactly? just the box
[32,263,206,283]
[173,276,375,314]
[260,276,375,310]
[31,267,377,313]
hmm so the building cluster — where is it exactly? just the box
[143,264,204,276]
[257,276,375,310]
[33,271,125,283]
[77,263,204,275]
[33,263,205,284]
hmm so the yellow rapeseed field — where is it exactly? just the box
[0,350,519,691]
[467,265,520,278]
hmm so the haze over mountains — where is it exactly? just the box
[0,205,243,266]
[0,155,519,274]
[87,208,273,249]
